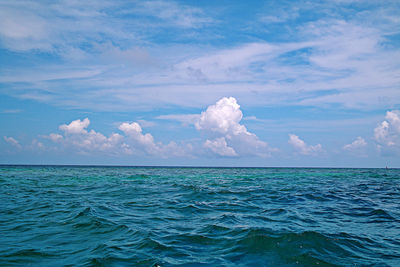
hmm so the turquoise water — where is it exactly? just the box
[0,166,400,266]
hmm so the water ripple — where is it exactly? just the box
[1,166,400,266]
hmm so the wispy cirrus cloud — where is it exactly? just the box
[156,114,200,125]
[0,0,213,53]
[1,109,23,114]
[135,0,214,28]
[1,16,398,112]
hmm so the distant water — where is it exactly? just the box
[1,166,400,266]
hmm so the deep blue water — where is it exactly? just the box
[0,166,400,266]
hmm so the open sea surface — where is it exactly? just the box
[0,166,400,266]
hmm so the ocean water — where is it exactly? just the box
[0,166,400,266]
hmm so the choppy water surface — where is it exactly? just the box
[1,166,400,266]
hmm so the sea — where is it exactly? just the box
[0,166,399,266]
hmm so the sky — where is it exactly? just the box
[0,0,400,167]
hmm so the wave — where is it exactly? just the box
[1,166,400,266]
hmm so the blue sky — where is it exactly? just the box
[1,0,400,167]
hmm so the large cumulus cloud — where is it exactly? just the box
[196,97,273,157]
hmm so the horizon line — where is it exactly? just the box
[0,164,397,169]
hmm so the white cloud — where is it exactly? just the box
[0,2,399,113]
[59,118,90,134]
[374,110,400,155]
[49,118,126,154]
[137,119,156,128]
[45,118,191,158]
[375,121,390,144]
[0,0,212,53]
[156,114,200,125]
[0,1,121,52]
[67,130,124,153]
[48,133,63,143]
[386,110,400,133]
[118,122,159,155]
[2,17,399,112]
[29,139,45,150]
[195,97,272,157]
[3,136,21,149]
[343,136,367,151]
[136,0,213,28]
[204,137,237,157]
[0,4,51,51]
[196,97,246,135]
[243,116,259,121]
[288,134,322,155]
[176,43,277,82]
[118,121,191,157]
[1,109,23,114]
